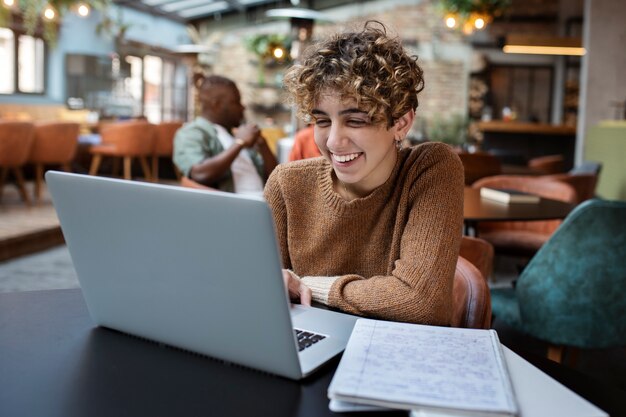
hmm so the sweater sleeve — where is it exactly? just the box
[327,146,464,326]
[264,166,292,270]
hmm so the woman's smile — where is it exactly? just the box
[331,151,364,165]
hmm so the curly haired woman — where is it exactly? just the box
[264,21,464,325]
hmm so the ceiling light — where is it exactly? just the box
[445,15,457,28]
[503,35,586,56]
[43,7,56,20]
[77,3,90,17]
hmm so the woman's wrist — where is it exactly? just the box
[300,276,339,305]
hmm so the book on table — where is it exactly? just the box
[327,318,519,417]
[479,187,540,204]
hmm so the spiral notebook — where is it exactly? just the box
[328,319,518,417]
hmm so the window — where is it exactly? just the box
[0,28,15,94]
[65,50,188,121]
[0,28,45,94]
[143,55,163,123]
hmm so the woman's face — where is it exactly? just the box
[312,93,401,196]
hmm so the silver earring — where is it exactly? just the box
[396,137,404,150]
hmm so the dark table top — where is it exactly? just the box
[464,187,576,223]
[1,289,624,417]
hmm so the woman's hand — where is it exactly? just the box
[282,269,312,306]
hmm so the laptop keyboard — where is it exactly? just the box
[294,329,326,352]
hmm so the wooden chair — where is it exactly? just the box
[261,126,286,156]
[0,121,35,204]
[538,173,598,204]
[451,236,494,329]
[29,121,79,200]
[89,121,156,181]
[152,121,183,182]
[528,154,565,174]
[457,152,502,185]
[472,175,577,257]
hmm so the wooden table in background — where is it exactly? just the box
[463,187,576,236]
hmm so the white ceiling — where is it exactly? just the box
[113,0,284,22]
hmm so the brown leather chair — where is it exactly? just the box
[538,173,598,204]
[152,121,183,182]
[528,154,565,175]
[0,121,35,204]
[457,152,502,185]
[29,121,80,200]
[459,235,494,281]
[472,175,577,257]
[452,254,492,329]
[89,121,156,181]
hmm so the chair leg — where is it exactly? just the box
[565,346,579,368]
[123,157,132,180]
[12,167,31,205]
[34,164,44,201]
[547,345,564,363]
[112,158,120,177]
[0,167,7,202]
[89,154,102,176]
[152,156,159,182]
[139,157,152,182]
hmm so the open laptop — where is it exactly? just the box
[46,171,357,380]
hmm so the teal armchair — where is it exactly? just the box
[491,199,626,362]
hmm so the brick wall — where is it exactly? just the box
[205,0,469,131]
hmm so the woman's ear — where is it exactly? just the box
[393,109,415,139]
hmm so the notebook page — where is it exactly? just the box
[328,319,517,415]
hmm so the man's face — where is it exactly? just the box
[204,84,245,130]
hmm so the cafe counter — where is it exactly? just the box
[476,121,576,170]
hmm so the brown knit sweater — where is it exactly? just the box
[264,142,464,326]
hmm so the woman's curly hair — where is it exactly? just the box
[284,21,425,128]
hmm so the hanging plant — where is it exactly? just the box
[440,0,511,35]
[0,0,111,47]
[245,33,291,64]
[244,33,291,86]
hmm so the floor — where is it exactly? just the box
[1,179,625,395]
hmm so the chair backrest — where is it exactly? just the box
[154,121,183,156]
[516,199,626,349]
[472,175,577,234]
[0,121,35,167]
[538,173,598,203]
[29,121,80,164]
[261,126,287,156]
[569,161,602,176]
[528,154,565,174]
[100,121,155,156]
[459,235,494,280]
[451,256,492,329]
[457,152,502,185]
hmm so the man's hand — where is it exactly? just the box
[282,269,312,306]
[234,123,262,148]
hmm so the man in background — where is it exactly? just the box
[174,75,277,196]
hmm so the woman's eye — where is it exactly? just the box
[315,119,330,127]
[348,119,367,126]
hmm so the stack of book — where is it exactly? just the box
[480,187,540,204]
